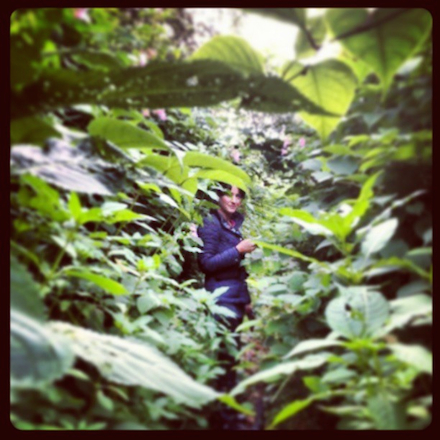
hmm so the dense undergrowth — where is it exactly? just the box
[10,8,432,430]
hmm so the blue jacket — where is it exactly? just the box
[197,210,251,305]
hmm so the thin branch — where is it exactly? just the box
[331,9,410,42]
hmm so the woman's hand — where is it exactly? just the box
[236,239,257,254]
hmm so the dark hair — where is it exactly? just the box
[215,182,246,199]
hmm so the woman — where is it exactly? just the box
[198,184,257,333]
[198,183,257,428]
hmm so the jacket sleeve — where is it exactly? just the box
[197,216,241,274]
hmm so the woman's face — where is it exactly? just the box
[219,186,243,217]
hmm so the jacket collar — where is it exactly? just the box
[212,209,244,236]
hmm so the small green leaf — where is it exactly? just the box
[270,397,314,428]
[218,394,255,416]
[68,192,82,221]
[361,218,399,257]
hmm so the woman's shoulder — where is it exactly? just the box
[199,210,221,230]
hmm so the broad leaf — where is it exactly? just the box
[88,117,169,150]
[326,8,432,92]
[65,269,128,295]
[193,170,248,194]
[285,339,343,359]
[10,255,46,321]
[231,353,330,395]
[242,73,337,116]
[326,156,359,175]
[50,321,219,408]
[290,59,357,141]
[339,50,373,84]
[11,310,74,388]
[12,60,245,119]
[367,391,407,429]
[11,116,61,146]
[183,151,251,184]
[389,343,432,375]
[325,291,389,339]
[11,141,123,196]
[361,218,399,257]
[191,35,264,75]
[380,294,432,335]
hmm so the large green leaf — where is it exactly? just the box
[183,151,251,184]
[49,321,219,408]
[361,218,399,257]
[10,116,61,146]
[325,291,389,339]
[193,169,249,194]
[88,117,169,150]
[240,74,337,115]
[326,8,432,92]
[12,60,245,119]
[231,353,330,395]
[10,255,46,321]
[339,50,373,84]
[11,310,74,388]
[11,141,123,196]
[65,269,128,295]
[289,59,358,141]
[191,35,264,75]
[389,343,432,375]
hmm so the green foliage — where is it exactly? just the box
[10,6,431,431]
[191,35,264,75]
[326,8,432,93]
[289,60,358,141]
